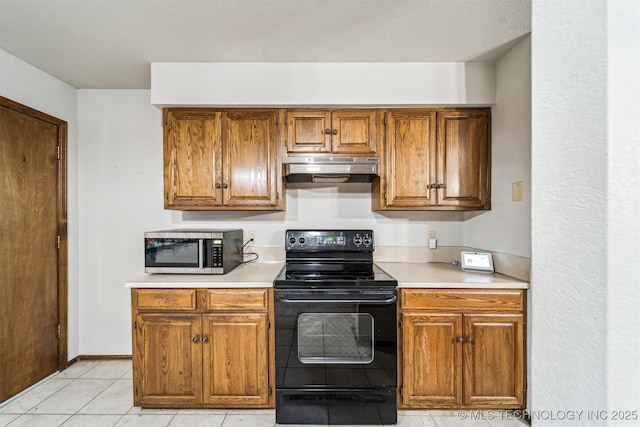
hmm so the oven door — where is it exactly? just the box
[274,288,397,389]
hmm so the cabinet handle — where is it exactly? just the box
[324,128,331,134]
[332,129,338,135]
[457,337,465,344]
[202,336,209,344]
[192,336,200,344]
[215,183,221,189]
[222,183,228,189]
[466,337,474,344]
[429,183,437,189]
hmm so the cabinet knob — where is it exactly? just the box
[437,183,445,189]
[202,336,209,344]
[332,129,338,135]
[466,337,474,344]
[430,183,437,189]
[215,183,221,189]
[457,337,465,344]
[324,128,331,134]
[222,183,228,189]
[192,336,200,344]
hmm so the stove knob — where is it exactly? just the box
[363,235,373,247]
[299,237,306,245]
[288,237,296,245]
[353,235,363,246]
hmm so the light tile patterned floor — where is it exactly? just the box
[0,360,528,427]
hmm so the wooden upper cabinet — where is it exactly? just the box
[222,110,281,208]
[286,110,379,155]
[374,108,490,211]
[437,110,490,209]
[164,109,222,209]
[163,108,284,211]
[382,110,437,208]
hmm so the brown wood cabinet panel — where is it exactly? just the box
[134,289,197,311]
[163,108,283,211]
[131,288,274,409]
[202,313,270,406]
[463,314,524,407]
[222,110,281,208]
[135,314,202,406]
[285,109,378,155]
[375,108,490,211]
[383,110,436,208]
[331,110,379,155]
[436,110,490,209]
[164,109,222,209]
[399,288,525,409]
[401,313,462,407]
[286,110,332,153]
[401,289,524,312]
[201,289,269,312]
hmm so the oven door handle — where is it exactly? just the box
[275,295,397,305]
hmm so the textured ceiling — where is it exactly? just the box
[0,0,531,89]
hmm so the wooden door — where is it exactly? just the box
[286,110,331,153]
[401,313,462,408]
[331,110,379,155]
[384,110,437,208]
[202,313,270,407]
[436,110,490,209]
[463,314,524,407]
[222,110,281,209]
[135,314,203,406]
[0,97,66,403]
[164,109,222,209]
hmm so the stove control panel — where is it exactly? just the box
[285,229,374,251]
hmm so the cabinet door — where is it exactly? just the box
[164,109,222,209]
[331,110,379,155]
[402,313,462,407]
[384,110,437,208]
[286,110,332,153]
[436,110,489,209]
[222,110,282,208]
[135,314,202,406]
[202,313,270,407]
[463,314,524,407]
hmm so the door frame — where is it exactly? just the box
[0,96,68,369]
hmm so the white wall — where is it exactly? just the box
[531,0,640,423]
[0,49,81,359]
[151,62,496,107]
[463,36,531,258]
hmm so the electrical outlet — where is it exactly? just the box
[427,230,436,240]
[248,231,256,242]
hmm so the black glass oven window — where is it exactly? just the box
[145,238,199,267]
[297,313,374,364]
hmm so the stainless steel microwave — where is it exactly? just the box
[144,229,243,274]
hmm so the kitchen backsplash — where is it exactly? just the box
[248,245,531,282]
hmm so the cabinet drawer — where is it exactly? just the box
[133,289,197,311]
[401,289,524,312]
[201,289,269,311]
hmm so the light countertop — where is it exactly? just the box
[125,261,284,288]
[126,261,528,289]
[376,262,529,289]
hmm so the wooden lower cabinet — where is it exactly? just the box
[132,288,273,408]
[400,289,525,409]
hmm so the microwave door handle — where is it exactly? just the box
[198,239,204,268]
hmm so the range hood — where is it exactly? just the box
[282,157,380,183]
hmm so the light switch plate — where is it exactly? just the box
[512,181,524,201]
[461,251,494,273]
